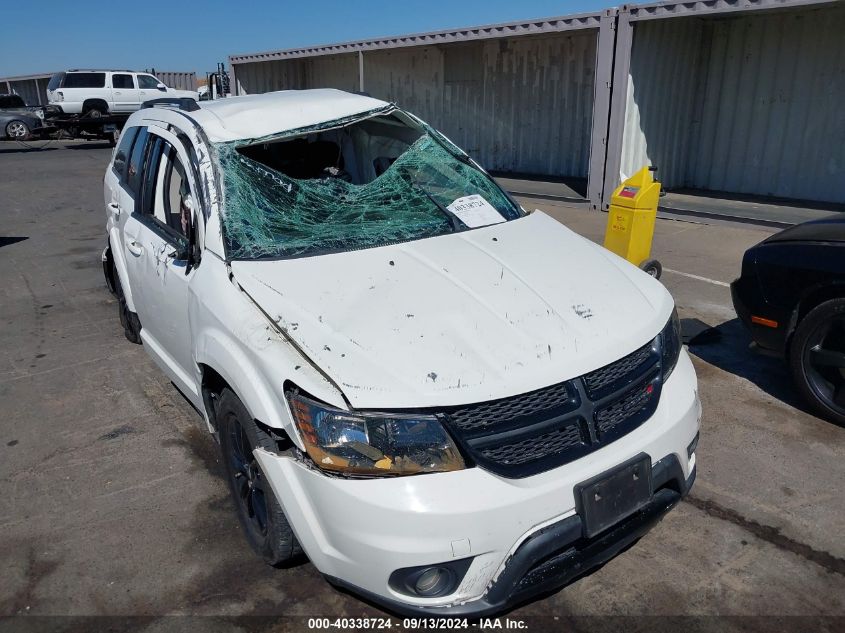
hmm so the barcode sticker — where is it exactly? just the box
[447,195,505,228]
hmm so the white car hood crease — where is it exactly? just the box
[231,212,674,409]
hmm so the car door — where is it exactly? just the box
[137,74,166,107]
[105,125,142,312]
[110,73,139,112]
[119,125,203,406]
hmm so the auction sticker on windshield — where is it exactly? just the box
[447,194,505,228]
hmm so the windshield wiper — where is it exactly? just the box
[415,184,464,232]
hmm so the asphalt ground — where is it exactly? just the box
[1,140,843,633]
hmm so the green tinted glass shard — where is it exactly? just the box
[213,111,519,260]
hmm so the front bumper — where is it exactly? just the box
[730,274,787,355]
[255,350,700,616]
[329,457,693,617]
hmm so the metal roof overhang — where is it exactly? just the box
[0,72,54,82]
[623,0,841,21]
[228,10,609,65]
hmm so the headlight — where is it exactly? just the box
[660,307,682,380]
[287,391,465,477]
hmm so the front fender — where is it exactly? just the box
[194,324,303,449]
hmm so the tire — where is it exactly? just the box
[5,120,30,140]
[218,388,302,565]
[114,273,142,344]
[789,298,845,426]
[640,259,662,279]
[83,102,107,118]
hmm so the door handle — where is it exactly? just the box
[125,240,144,256]
[107,202,120,216]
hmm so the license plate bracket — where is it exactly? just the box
[575,453,653,538]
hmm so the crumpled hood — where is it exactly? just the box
[231,211,673,409]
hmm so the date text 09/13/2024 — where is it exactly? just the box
[307,617,528,629]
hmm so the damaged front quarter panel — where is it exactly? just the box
[188,254,347,452]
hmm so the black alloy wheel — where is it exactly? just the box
[228,416,270,540]
[217,388,302,565]
[790,298,845,426]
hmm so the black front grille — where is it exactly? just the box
[442,341,662,478]
[595,370,659,437]
[448,381,572,434]
[583,342,652,398]
[478,423,584,466]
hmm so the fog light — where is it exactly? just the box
[415,567,451,596]
[388,558,473,598]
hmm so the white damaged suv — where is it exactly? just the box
[102,89,700,616]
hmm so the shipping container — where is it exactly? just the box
[146,70,198,91]
[604,0,844,220]
[230,11,618,208]
[1,74,52,106]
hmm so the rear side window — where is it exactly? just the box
[113,127,140,180]
[47,73,65,90]
[62,73,106,88]
[127,128,150,194]
[112,74,134,89]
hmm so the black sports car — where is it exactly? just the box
[731,216,845,425]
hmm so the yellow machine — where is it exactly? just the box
[603,166,662,278]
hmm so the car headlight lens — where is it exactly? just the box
[660,307,682,381]
[287,392,465,476]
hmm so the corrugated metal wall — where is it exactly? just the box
[306,53,358,91]
[619,19,704,185]
[234,55,358,93]
[621,4,845,203]
[361,33,598,178]
[477,32,596,176]
[365,47,445,123]
[7,78,45,105]
[152,71,197,91]
[235,59,306,94]
[233,32,598,180]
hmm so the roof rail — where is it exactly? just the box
[141,97,200,112]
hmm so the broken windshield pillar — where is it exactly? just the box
[212,108,522,260]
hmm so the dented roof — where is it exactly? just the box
[192,89,390,143]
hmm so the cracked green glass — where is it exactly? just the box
[212,111,520,260]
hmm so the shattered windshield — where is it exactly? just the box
[213,108,522,260]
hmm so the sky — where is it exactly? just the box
[0,0,609,78]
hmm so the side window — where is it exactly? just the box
[140,136,194,244]
[63,73,106,88]
[163,151,194,238]
[138,75,161,90]
[112,74,134,89]
[127,127,150,194]
[112,127,139,180]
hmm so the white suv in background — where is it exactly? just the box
[47,70,198,117]
[101,89,700,616]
